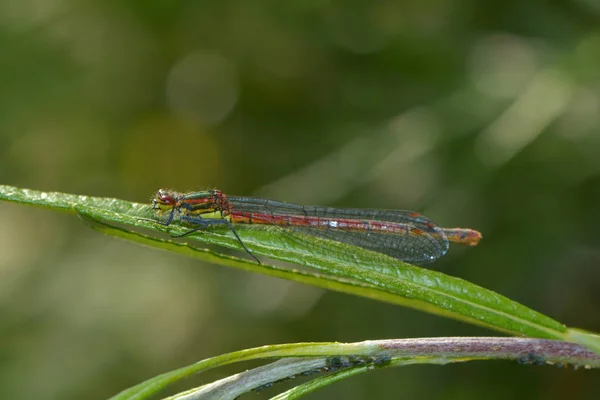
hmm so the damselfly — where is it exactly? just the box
[143,189,482,264]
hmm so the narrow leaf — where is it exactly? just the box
[0,185,573,342]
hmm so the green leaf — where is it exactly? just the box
[0,185,570,341]
[566,328,600,354]
[110,338,599,400]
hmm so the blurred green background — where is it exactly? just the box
[1,1,600,399]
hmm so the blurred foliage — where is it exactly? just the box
[1,1,599,399]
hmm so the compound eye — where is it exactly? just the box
[159,194,175,205]
[155,189,176,206]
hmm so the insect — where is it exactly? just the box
[143,189,482,264]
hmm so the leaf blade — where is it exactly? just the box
[0,185,570,340]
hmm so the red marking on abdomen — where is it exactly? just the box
[441,228,482,246]
[230,211,483,247]
[230,211,412,235]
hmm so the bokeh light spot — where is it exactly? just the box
[167,52,238,125]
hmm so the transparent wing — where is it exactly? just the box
[229,196,449,265]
